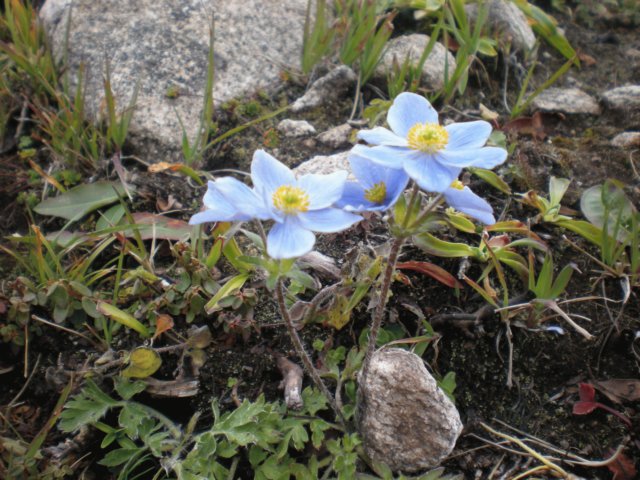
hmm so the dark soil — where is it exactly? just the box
[1,2,639,479]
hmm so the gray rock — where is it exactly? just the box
[611,131,640,148]
[39,0,307,162]
[316,123,353,149]
[375,34,455,91]
[357,348,463,472]
[277,119,316,138]
[290,66,357,113]
[531,88,601,115]
[294,150,352,178]
[602,85,640,110]
[466,0,535,52]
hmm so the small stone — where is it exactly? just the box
[466,0,535,52]
[277,119,316,138]
[374,34,455,91]
[316,123,353,149]
[294,151,352,178]
[611,131,640,148]
[290,66,357,113]
[531,88,601,115]
[357,348,463,472]
[602,85,640,110]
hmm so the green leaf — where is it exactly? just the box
[549,264,574,299]
[469,167,511,194]
[205,273,249,313]
[96,203,126,230]
[97,301,150,337]
[59,380,119,432]
[581,182,635,241]
[98,448,143,467]
[121,347,162,378]
[413,233,477,258]
[34,181,130,221]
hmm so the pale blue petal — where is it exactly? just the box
[251,150,295,197]
[444,186,496,225]
[349,153,386,189]
[403,155,460,193]
[297,170,348,209]
[445,121,492,149]
[335,182,378,212]
[384,168,410,206]
[351,144,406,169]
[387,92,438,137]
[437,147,507,169]
[267,218,316,259]
[297,208,361,233]
[357,127,407,147]
[189,181,251,224]
[190,209,242,225]
[214,177,271,220]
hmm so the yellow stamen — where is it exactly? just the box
[272,185,310,214]
[450,180,465,190]
[407,123,449,153]
[364,182,387,204]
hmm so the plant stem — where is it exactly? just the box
[360,235,405,385]
[275,279,347,428]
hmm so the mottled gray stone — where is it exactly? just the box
[358,348,463,472]
[375,34,455,91]
[466,0,535,52]
[611,131,640,148]
[294,150,352,178]
[316,123,353,149]
[531,88,601,115]
[39,0,307,162]
[290,66,357,113]
[277,119,316,138]
[602,85,640,110]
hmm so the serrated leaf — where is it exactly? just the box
[34,181,129,221]
[121,347,162,378]
[98,448,142,467]
[114,378,147,400]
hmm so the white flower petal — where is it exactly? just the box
[403,155,460,193]
[251,150,295,197]
[190,181,251,224]
[267,218,316,259]
[297,170,348,209]
[297,208,361,232]
[387,92,438,137]
[357,127,407,147]
[445,121,492,150]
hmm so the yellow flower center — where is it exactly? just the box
[272,185,310,214]
[364,182,387,204]
[450,180,465,190]
[407,123,449,153]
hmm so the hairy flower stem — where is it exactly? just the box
[360,235,405,386]
[275,279,347,428]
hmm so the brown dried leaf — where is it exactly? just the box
[594,379,640,404]
[503,111,561,141]
[153,314,174,340]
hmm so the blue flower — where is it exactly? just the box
[354,92,507,193]
[335,153,409,212]
[191,150,361,260]
[189,178,265,225]
[443,181,496,225]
